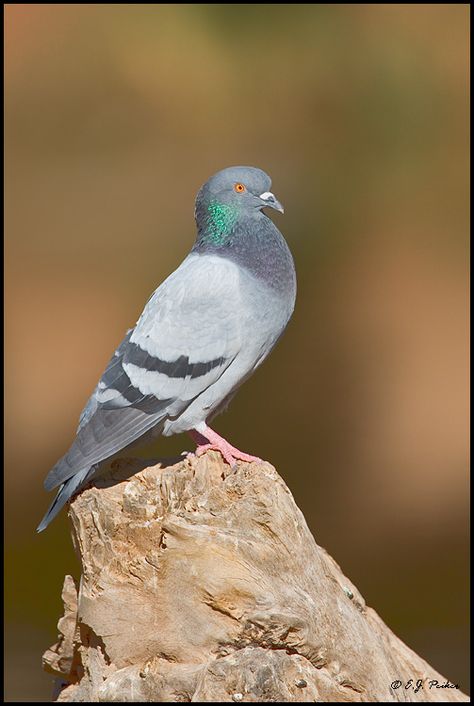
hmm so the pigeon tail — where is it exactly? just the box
[36,466,92,532]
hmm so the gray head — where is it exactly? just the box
[194,166,284,245]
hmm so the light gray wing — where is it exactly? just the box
[44,253,244,491]
[122,253,243,407]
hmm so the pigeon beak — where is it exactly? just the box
[259,191,284,214]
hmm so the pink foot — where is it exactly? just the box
[188,427,261,466]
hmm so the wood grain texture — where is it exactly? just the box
[43,452,468,702]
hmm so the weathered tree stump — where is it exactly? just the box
[43,452,468,702]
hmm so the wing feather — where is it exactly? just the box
[44,253,243,491]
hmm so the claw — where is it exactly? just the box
[188,426,261,466]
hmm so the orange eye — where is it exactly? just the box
[234,182,246,193]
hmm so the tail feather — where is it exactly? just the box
[36,466,92,533]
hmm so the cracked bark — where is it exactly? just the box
[43,452,468,702]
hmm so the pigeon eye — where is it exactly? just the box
[234,183,246,193]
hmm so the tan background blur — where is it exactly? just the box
[4,4,469,701]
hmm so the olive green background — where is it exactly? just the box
[5,4,469,701]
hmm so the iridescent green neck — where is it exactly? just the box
[202,201,239,244]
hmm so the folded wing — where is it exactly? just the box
[44,254,243,491]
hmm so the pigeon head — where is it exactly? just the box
[195,166,284,245]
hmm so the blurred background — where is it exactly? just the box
[4,4,469,701]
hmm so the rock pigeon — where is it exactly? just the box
[37,166,297,532]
